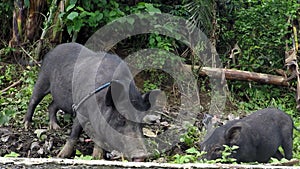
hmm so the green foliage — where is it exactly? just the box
[0,65,51,127]
[59,0,185,92]
[0,65,31,126]
[59,0,106,40]
[128,2,161,14]
[269,157,290,164]
[0,0,13,45]
[169,125,206,163]
[219,0,299,73]
[60,1,164,41]
[141,69,173,93]
[74,149,93,160]
[179,125,201,147]
[0,109,15,126]
[171,142,238,164]
[172,147,206,164]
[0,47,16,62]
[212,145,238,163]
[4,152,20,158]
[148,34,174,52]
[184,0,214,35]
[231,83,295,111]
[293,119,300,159]
[0,65,18,85]
[143,80,159,93]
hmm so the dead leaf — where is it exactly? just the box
[143,128,157,138]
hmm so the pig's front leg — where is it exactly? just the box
[57,117,82,158]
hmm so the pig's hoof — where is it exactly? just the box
[57,146,73,158]
[57,140,75,158]
[92,145,104,160]
[49,121,61,130]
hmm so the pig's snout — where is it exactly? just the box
[133,157,145,162]
[130,150,149,162]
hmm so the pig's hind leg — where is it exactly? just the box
[281,132,293,160]
[272,149,284,160]
[48,101,61,130]
[280,123,293,160]
[24,73,50,129]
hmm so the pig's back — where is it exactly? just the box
[243,108,292,127]
[40,43,96,113]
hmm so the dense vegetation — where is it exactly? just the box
[1,0,300,165]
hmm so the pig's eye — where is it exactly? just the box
[213,146,222,153]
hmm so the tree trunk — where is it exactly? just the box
[8,0,63,61]
[9,0,25,47]
[26,0,46,42]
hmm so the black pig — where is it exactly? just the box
[200,108,293,163]
[23,43,160,161]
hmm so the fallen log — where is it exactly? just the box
[183,65,289,86]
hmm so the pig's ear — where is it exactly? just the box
[225,125,242,145]
[142,89,161,110]
[105,80,126,106]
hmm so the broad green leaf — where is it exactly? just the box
[75,149,82,156]
[145,3,161,13]
[66,4,75,12]
[67,12,79,20]
[97,13,103,20]
[67,26,74,35]
[186,147,199,154]
[109,10,117,17]
[76,6,85,12]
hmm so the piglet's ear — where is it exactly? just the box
[225,125,242,145]
[142,89,161,110]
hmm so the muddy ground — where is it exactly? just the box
[0,123,94,159]
[0,106,185,161]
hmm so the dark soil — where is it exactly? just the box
[0,124,94,159]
